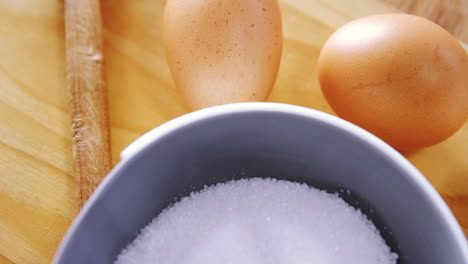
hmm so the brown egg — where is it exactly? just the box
[163,0,283,110]
[318,14,468,150]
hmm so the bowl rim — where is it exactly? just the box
[52,102,468,263]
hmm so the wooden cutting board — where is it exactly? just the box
[0,0,467,263]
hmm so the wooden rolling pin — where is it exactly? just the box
[64,0,112,208]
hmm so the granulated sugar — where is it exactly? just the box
[115,178,398,264]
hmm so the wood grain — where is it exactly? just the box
[65,0,112,207]
[0,253,14,264]
[385,0,468,43]
[0,0,466,263]
[0,1,76,263]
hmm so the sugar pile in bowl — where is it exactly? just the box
[114,178,398,264]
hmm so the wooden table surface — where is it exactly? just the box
[0,0,467,263]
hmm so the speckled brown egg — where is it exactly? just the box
[164,0,283,110]
[318,13,468,150]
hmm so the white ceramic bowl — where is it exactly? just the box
[54,103,468,264]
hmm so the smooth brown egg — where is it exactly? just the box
[318,14,468,150]
[163,0,283,110]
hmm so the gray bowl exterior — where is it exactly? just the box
[53,103,468,264]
